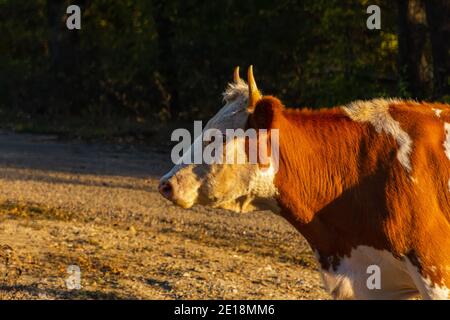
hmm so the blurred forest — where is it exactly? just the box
[0,0,449,139]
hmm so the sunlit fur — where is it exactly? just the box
[255,96,450,299]
[343,99,413,171]
[160,78,450,299]
[160,80,278,213]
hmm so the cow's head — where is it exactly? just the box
[158,66,281,213]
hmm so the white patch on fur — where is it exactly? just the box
[432,108,443,118]
[315,246,419,300]
[223,79,249,104]
[343,99,413,172]
[443,123,450,160]
[404,258,450,300]
[249,163,277,197]
[202,80,252,150]
[160,79,281,214]
[248,161,280,213]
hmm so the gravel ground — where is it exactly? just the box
[0,130,329,299]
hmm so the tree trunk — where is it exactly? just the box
[152,0,180,119]
[425,0,450,98]
[47,0,88,116]
[397,0,432,98]
[47,0,65,74]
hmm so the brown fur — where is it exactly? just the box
[249,96,450,290]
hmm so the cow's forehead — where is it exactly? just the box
[204,81,249,131]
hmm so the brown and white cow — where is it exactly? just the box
[159,66,450,299]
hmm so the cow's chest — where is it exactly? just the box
[316,246,419,299]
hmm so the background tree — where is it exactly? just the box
[152,0,180,119]
[0,0,448,138]
[425,0,450,99]
[397,0,432,98]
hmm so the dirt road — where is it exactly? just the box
[0,131,328,299]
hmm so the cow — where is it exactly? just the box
[158,66,450,300]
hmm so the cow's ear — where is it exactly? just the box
[248,96,283,130]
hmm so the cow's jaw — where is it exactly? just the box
[199,161,279,213]
[160,160,279,213]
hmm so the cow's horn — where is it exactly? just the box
[247,65,261,111]
[233,66,241,83]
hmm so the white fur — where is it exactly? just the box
[443,123,450,160]
[343,99,413,172]
[315,246,419,300]
[247,161,280,213]
[160,80,279,213]
[432,108,442,118]
[223,79,249,104]
[202,80,250,132]
[404,258,450,300]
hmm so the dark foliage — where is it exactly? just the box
[0,0,449,134]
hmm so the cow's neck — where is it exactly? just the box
[272,107,391,260]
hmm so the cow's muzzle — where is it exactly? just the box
[158,176,197,209]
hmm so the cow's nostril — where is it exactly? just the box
[158,180,173,200]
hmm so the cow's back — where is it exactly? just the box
[388,101,450,223]
[380,100,450,296]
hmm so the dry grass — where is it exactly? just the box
[0,132,329,300]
